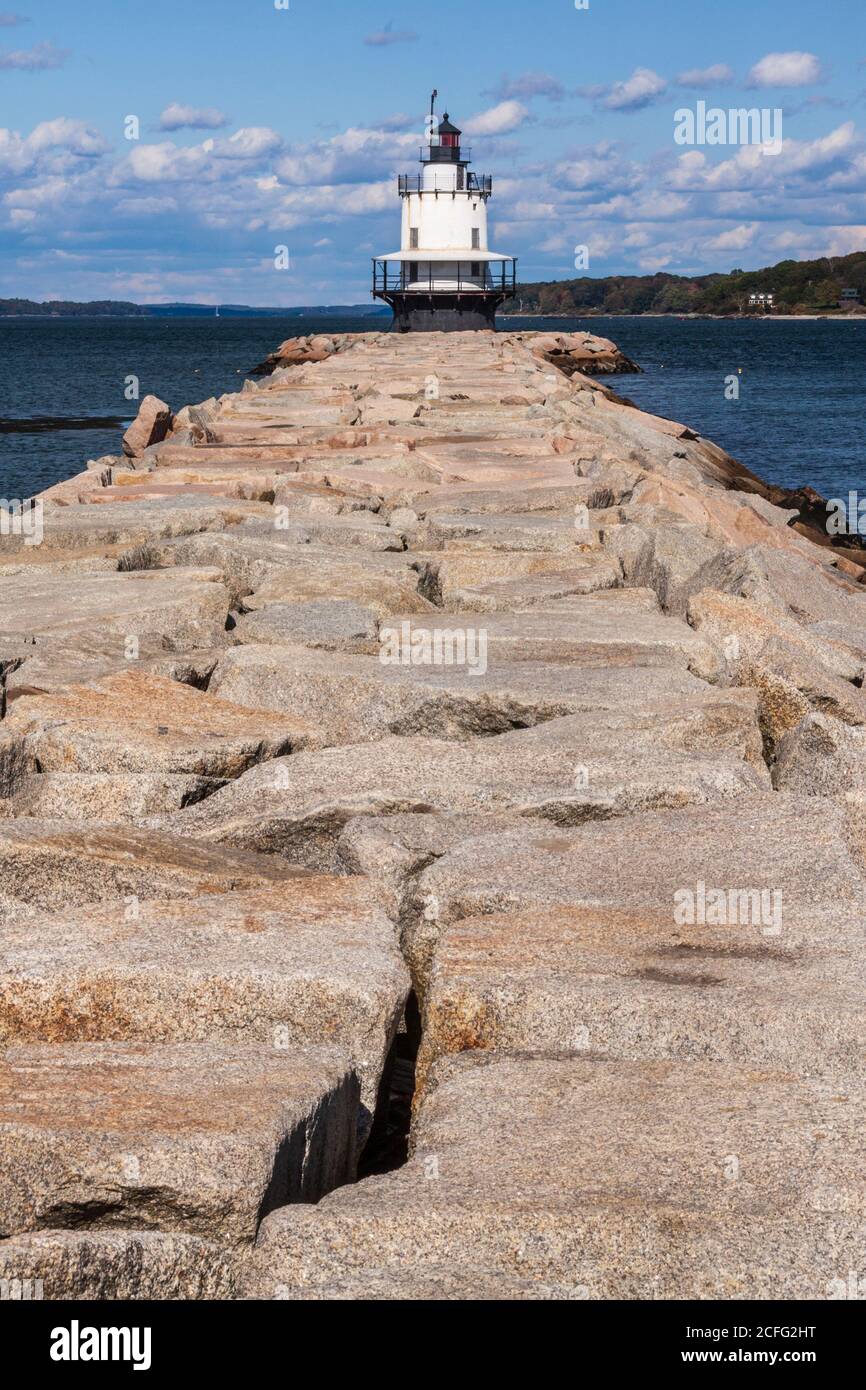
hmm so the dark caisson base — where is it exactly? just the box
[376,292,506,333]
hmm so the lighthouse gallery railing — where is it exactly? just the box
[372,260,517,296]
[398,172,491,196]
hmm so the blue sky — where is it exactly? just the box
[1,0,864,303]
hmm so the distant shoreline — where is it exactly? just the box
[1,309,863,322]
[0,305,389,321]
[501,311,866,322]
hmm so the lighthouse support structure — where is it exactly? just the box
[372,101,517,333]
[372,256,517,332]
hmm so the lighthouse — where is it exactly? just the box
[372,94,517,332]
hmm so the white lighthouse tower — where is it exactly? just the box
[372,94,517,332]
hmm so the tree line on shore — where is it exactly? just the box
[508,250,866,315]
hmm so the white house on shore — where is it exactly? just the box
[373,97,517,332]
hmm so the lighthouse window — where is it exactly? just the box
[471,227,480,248]
[409,228,419,248]
[471,263,480,277]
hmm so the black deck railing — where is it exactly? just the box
[372,259,517,297]
[398,172,492,196]
[418,145,472,163]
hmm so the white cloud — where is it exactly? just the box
[667,121,858,192]
[551,141,643,198]
[159,103,229,132]
[746,52,823,88]
[275,127,416,186]
[376,112,417,132]
[114,195,179,217]
[707,222,758,251]
[598,68,668,112]
[27,118,107,158]
[464,101,529,135]
[213,127,282,160]
[277,181,392,218]
[579,190,691,221]
[485,71,566,103]
[823,225,866,255]
[112,127,283,185]
[826,148,866,191]
[677,64,735,88]
[635,251,674,271]
[622,227,651,249]
[0,38,66,69]
[535,232,571,252]
[0,118,108,176]
[119,142,209,184]
[503,199,558,221]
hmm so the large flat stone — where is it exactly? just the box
[145,531,430,614]
[417,900,866,1092]
[208,639,724,745]
[382,590,722,680]
[416,549,620,611]
[2,772,218,822]
[3,671,317,786]
[406,481,597,517]
[407,794,865,994]
[242,1053,866,1299]
[0,821,309,917]
[605,519,725,615]
[234,600,380,653]
[0,1042,358,1246]
[226,513,411,554]
[0,881,409,1121]
[155,699,767,872]
[245,554,428,615]
[0,1229,236,1301]
[269,1268,574,1300]
[3,634,221,701]
[0,499,271,554]
[0,568,229,650]
[422,511,592,553]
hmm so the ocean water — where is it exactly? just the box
[0,313,863,501]
[539,314,866,503]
